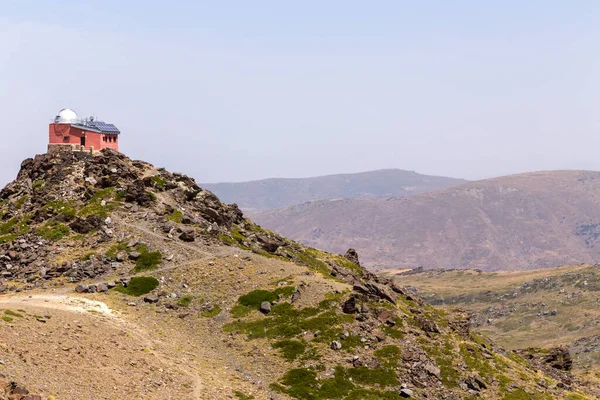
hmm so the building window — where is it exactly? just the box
[63,136,70,142]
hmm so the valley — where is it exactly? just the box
[395,264,600,377]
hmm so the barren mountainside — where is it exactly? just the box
[0,151,596,399]
[252,170,600,271]
[202,169,466,212]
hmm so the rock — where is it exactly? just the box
[106,281,116,289]
[344,248,361,267]
[75,284,88,293]
[330,341,342,350]
[424,362,441,379]
[260,301,271,314]
[144,295,159,304]
[342,296,358,314]
[399,388,414,398]
[96,283,109,293]
[417,316,441,334]
[179,230,195,242]
[116,251,127,262]
[127,302,137,307]
[128,251,141,260]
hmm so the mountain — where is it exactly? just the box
[0,150,595,399]
[201,169,466,212]
[252,170,600,271]
[393,264,600,376]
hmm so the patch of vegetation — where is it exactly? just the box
[81,252,97,261]
[105,241,129,259]
[502,389,554,400]
[233,391,255,400]
[460,342,494,380]
[150,175,167,190]
[44,200,77,216]
[15,195,28,209]
[237,287,295,309]
[133,244,163,273]
[225,299,353,344]
[374,344,402,367]
[114,190,126,202]
[146,191,157,201]
[201,305,222,317]
[166,209,184,223]
[273,339,306,361]
[79,188,116,217]
[32,179,45,190]
[36,221,70,241]
[4,309,23,318]
[177,295,193,307]
[287,248,332,277]
[2,316,12,322]
[230,304,253,318]
[113,276,159,296]
[272,365,401,400]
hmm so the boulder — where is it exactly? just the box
[330,341,342,350]
[344,248,361,267]
[260,301,271,314]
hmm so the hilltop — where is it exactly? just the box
[253,170,600,271]
[0,150,596,399]
[201,169,465,212]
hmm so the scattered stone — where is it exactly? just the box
[75,284,89,293]
[260,301,271,314]
[144,295,159,304]
[330,341,342,350]
[399,388,414,398]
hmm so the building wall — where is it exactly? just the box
[48,124,119,151]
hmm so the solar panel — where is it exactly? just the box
[87,121,121,134]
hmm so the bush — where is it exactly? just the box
[36,221,70,241]
[134,250,162,272]
[273,340,306,361]
[177,296,193,307]
[114,276,159,296]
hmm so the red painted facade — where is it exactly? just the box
[48,123,119,152]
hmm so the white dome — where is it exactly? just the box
[54,108,78,124]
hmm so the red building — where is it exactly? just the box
[48,109,121,152]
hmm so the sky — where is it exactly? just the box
[0,1,598,187]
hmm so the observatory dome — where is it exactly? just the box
[54,108,78,124]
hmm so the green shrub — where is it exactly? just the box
[32,180,45,190]
[201,305,222,317]
[36,221,70,241]
[166,209,184,223]
[2,316,12,322]
[273,340,306,361]
[177,296,193,307]
[15,195,28,209]
[4,309,23,318]
[134,249,162,272]
[113,276,159,296]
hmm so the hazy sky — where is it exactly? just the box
[1,1,598,188]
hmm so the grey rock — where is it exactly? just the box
[128,251,141,260]
[260,301,271,314]
[75,284,88,293]
[330,341,342,350]
[399,388,414,398]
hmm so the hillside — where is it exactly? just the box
[252,170,600,271]
[0,150,596,399]
[395,264,600,377]
[201,169,465,212]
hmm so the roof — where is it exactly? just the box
[69,120,121,134]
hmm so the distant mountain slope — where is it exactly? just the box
[252,170,600,271]
[201,169,466,212]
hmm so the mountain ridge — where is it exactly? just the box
[252,169,600,271]
[201,168,466,212]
